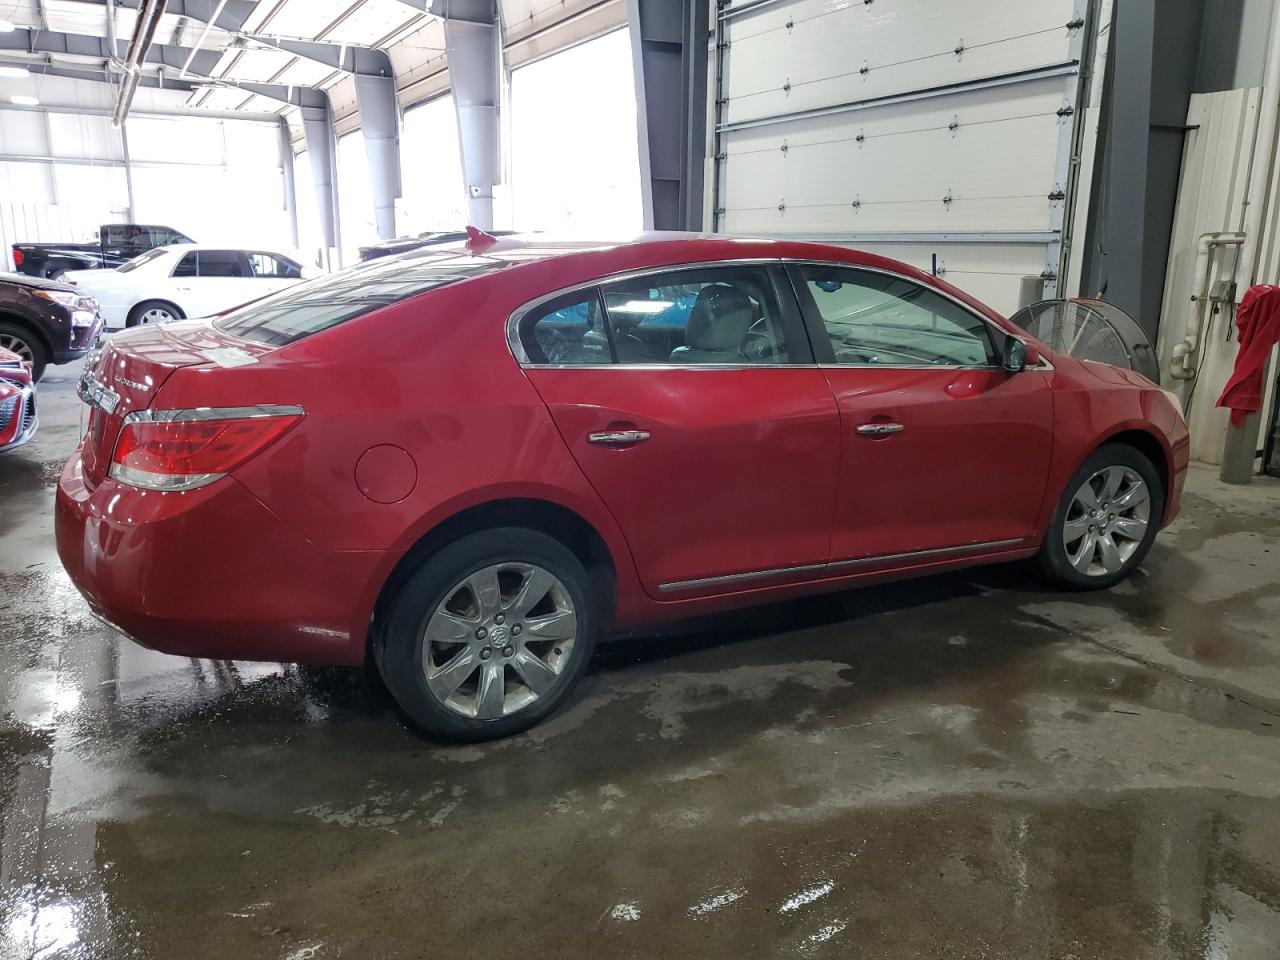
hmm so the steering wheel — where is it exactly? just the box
[740,318,779,361]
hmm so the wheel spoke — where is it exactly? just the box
[475,661,506,719]
[425,609,478,644]
[1100,466,1125,501]
[1111,516,1148,540]
[512,649,558,695]
[1097,533,1124,573]
[508,566,556,619]
[1063,516,1090,543]
[426,648,477,700]
[523,609,577,641]
[1074,482,1099,510]
[1070,532,1097,572]
[466,567,503,618]
[1112,481,1149,511]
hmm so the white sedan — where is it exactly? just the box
[64,244,306,329]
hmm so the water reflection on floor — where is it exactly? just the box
[2,366,1279,959]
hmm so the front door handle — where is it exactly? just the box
[588,430,651,446]
[856,422,904,436]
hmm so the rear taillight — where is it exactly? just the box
[11,248,22,268]
[109,406,303,491]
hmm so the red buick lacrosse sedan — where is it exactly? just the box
[56,233,1189,740]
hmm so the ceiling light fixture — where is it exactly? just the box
[0,19,14,32]
[0,65,30,79]
[10,95,39,106]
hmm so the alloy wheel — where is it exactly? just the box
[139,307,176,325]
[1062,466,1150,576]
[422,562,578,720]
[0,333,34,365]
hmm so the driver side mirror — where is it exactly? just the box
[1003,337,1029,373]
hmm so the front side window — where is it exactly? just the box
[197,251,250,278]
[601,266,789,365]
[798,266,997,367]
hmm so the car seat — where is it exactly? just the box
[669,285,756,363]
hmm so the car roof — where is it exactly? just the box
[157,243,294,254]
[395,231,1004,322]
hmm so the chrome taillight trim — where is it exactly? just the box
[108,463,226,491]
[121,404,306,425]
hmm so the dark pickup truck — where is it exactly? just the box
[11,224,193,280]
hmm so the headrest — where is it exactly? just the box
[685,285,755,351]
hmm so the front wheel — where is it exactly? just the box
[376,528,598,741]
[1037,444,1164,590]
[0,323,48,382]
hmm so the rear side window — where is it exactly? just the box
[521,291,609,365]
[170,252,197,277]
[198,251,250,278]
[249,253,302,279]
[215,248,511,346]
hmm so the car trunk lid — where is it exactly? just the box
[78,322,274,488]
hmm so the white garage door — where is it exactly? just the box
[713,0,1094,314]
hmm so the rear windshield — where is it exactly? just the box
[214,248,511,346]
[117,248,168,273]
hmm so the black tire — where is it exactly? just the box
[0,322,48,382]
[1037,443,1164,590]
[127,300,184,328]
[376,528,599,742]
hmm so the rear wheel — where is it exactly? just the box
[0,322,48,382]
[376,528,598,741]
[1037,444,1163,590]
[127,300,183,327]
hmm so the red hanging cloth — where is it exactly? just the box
[1216,284,1280,426]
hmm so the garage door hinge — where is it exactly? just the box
[715,152,727,161]
[1066,16,1085,30]
[1040,268,1058,281]
[1056,104,1076,119]
[954,40,965,58]
[948,117,959,135]
[1047,188,1066,201]
[851,197,861,210]
[859,63,869,76]
[855,131,865,144]
[780,140,789,155]
[942,191,953,209]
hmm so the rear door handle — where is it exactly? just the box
[588,430,651,446]
[856,422,904,436]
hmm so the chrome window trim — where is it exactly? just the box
[122,404,305,425]
[506,258,786,366]
[658,538,1028,593]
[507,256,1050,373]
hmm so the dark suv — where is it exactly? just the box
[0,273,104,381]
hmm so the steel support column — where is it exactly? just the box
[629,0,708,230]
[440,0,501,229]
[279,118,299,249]
[354,72,402,240]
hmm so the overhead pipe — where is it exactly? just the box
[1235,0,1280,288]
[1168,231,1246,380]
[112,0,167,127]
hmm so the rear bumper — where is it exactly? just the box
[55,451,382,665]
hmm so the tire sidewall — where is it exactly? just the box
[1040,444,1165,589]
[377,528,598,741]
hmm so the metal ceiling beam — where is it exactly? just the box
[0,57,201,93]
[388,0,491,23]
[114,0,257,31]
[241,36,394,77]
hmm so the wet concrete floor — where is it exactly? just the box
[1,361,1279,959]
